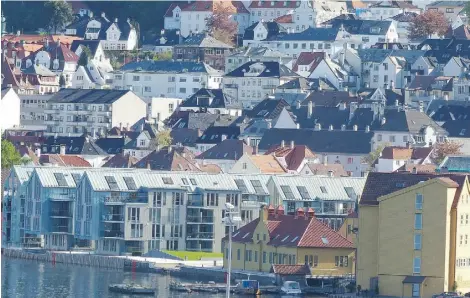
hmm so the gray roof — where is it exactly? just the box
[438,155,470,172]
[229,47,288,58]
[48,88,132,104]
[276,27,339,41]
[225,61,298,78]
[356,49,426,64]
[258,128,374,154]
[376,110,448,134]
[325,19,392,36]
[22,64,56,76]
[180,88,241,109]
[179,33,233,48]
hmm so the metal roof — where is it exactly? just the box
[34,167,88,188]
[230,174,272,195]
[270,175,366,201]
[12,166,35,184]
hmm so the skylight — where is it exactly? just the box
[290,236,299,243]
[281,235,289,242]
[281,185,295,200]
[54,173,68,187]
[242,232,250,239]
[320,186,327,193]
[162,177,174,185]
[234,179,249,193]
[123,176,137,190]
[190,178,197,185]
[321,237,329,244]
[105,176,119,190]
[344,187,356,198]
[182,178,189,185]
[250,180,266,195]
[297,186,311,200]
[71,173,81,185]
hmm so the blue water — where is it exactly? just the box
[1,257,220,298]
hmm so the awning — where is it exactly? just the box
[402,276,426,284]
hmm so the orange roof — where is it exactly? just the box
[274,14,293,24]
[39,154,91,167]
[249,155,286,173]
[22,44,43,52]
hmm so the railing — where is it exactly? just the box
[104,231,124,238]
[186,232,214,239]
[101,214,125,221]
[49,195,75,201]
[224,83,238,88]
[262,85,277,89]
[51,210,73,217]
[51,226,72,233]
[186,216,214,223]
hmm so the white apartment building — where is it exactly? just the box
[1,87,21,131]
[149,97,182,124]
[19,94,53,127]
[361,1,421,21]
[43,89,146,136]
[223,61,299,108]
[111,60,223,100]
[248,0,300,25]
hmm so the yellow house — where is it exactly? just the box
[338,211,358,245]
[222,206,355,278]
[357,172,470,297]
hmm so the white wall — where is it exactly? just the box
[1,88,21,131]
[222,76,281,108]
[443,59,463,77]
[111,91,147,129]
[150,97,182,123]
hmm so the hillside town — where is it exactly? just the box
[1,0,470,297]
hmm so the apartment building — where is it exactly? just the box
[225,47,291,73]
[357,172,470,296]
[1,87,21,131]
[111,60,223,100]
[223,61,299,108]
[426,1,466,22]
[267,175,365,231]
[222,206,355,277]
[44,89,147,136]
[19,94,53,127]
[366,1,421,21]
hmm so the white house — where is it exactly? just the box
[149,97,182,125]
[178,88,242,116]
[366,1,421,21]
[225,47,291,73]
[1,87,21,131]
[83,13,137,50]
[247,0,300,25]
[112,60,223,100]
[390,12,418,44]
[71,61,113,90]
[374,146,434,173]
[222,61,299,108]
[443,56,470,77]
[43,89,147,136]
[308,57,353,90]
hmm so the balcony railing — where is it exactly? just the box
[102,214,125,222]
[104,231,124,238]
[51,210,73,217]
[50,194,75,201]
[51,226,73,233]
[186,216,214,223]
[186,232,214,240]
[262,85,277,89]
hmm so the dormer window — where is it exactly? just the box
[52,59,59,70]
[370,27,380,34]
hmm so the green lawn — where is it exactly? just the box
[163,250,223,260]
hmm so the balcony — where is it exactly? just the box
[51,225,73,234]
[44,109,57,114]
[224,83,238,88]
[187,216,214,224]
[104,230,124,238]
[49,194,75,201]
[44,120,60,125]
[51,209,73,217]
[186,232,214,240]
[262,85,277,89]
[102,214,125,222]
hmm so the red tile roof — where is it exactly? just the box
[102,153,138,168]
[396,163,437,174]
[271,264,311,275]
[266,145,316,171]
[292,52,326,72]
[305,163,348,177]
[226,211,353,249]
[274,14,293,24]
[39,154,91,167]
[249,0,300,9]
[380,146,433,161]
[165,1,248,17]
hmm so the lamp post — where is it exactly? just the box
[224,202,241,298]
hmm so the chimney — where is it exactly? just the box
[412,167,417,174]
[267,205,275,215]
[221,134,227,141]
[395,99,399,107]
[260,206,268,222]
[296,100,301,109]
[353,125,358,131]
[296,123,300,129]
[307,101,314,118]
[141,123,144,132]
[290,140,295,149]
[323,155,328,165]
[119,122,122,130]
[101,12,106,18]
[327,170,334,177]
[296,207,305,218]
[381,117,386,125]
[419,101,424,113]
[365,125,370,133]
[246,137,251,146]
[390,80,395,89]
[328,125,334,131]
[314,123,321,131]
[266,119,272,129]
[341,124,346,131]
[35,148,41,158]
[281,140,285,148]
[59,145,66,155]
[276,205,285,216]
[253,145,258,155]
[114,18,118,23]
[307,207,315,218]
[168,146,173,153]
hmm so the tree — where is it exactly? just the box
[157,130,173,148]
[44,0,73,33]
[362,144,388,169]
[78,46,92,67]
[153,51,172,61]
[1,140,23,169]
[408,10,449,40]
[433,140,463,164]
[206,1,238,46]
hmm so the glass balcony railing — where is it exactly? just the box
[186,216,214,223]
[104,230,124,238]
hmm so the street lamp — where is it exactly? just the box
[223,202,241,298]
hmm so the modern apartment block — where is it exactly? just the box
[44,89,147,136]
[357,172,470,297]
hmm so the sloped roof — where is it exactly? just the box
[95,137,126,154]
[304,163,349,177]
[179,34,233,49]
[266,145,316,171]
[376,110,448,134]
[244,21,287,41]
[248,155,286,173]
[102,153,138,168]
[43,136,107,155]
[49,88,132,104]
[274,14,293,24]
[439,155,470,172]
[276,27,339,41]
[292,52,326,72]
[39,154,91,167]
[442,120,470,137]
[196,139,252,160]
[249,0,299,8]
[119,60,221,75]
[70,40,101,56]
[180,88,241,109]
[133,146,200,171]
[196,126,240,144]
[246,98,290,120]
[325,19,392,35]
[277,77,336,92]
[225,61,297,78]
[396,163,437,173]
[271,264,310,275]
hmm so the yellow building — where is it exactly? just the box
[222,206,355,278]
[357,172,470,297]
[338,211,358,245]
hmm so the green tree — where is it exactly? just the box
[362,144,388,169]
[152,51,172,61]
[157,130,173,148]
[1,140,22,169]
[44,0,73,33]
[78,46,92,67]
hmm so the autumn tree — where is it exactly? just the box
[362,144,389,169]
[206,1,238,46]
[157,130,173,148]
[408,10,449,40]
[44,0,73,33]
[433,140,463,164]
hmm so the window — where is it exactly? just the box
[237,249,241,260]
[144,86,151,92]
[133,76,140,81]
[347,157,353,164]
[446,8,454,13]
[373,75,379,82]
[403,136,408,142]
[128,207,140,221]
[169,103,174,113]
[414,234,422,250]
[263,252,267,263]
[131,223,143,238]
[389,135,395,142]
[415,213,422,230]
[412,284,420,297]
[179,88,186,93]
[413,257,421,274]
[313,255,318,267]
[415,194,423,210]
[377,134,382,141]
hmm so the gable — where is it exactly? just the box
[106,23,121,34]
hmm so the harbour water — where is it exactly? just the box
[2,257,306,298]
